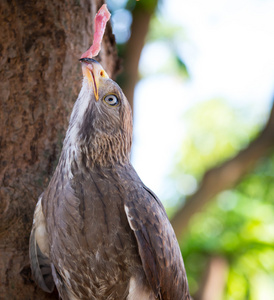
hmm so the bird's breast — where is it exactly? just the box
[45,168,143,299]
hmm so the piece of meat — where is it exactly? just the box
[81,4,111,59]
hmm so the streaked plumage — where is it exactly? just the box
[29,58,190,299]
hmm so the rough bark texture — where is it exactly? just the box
[171,101,274,238]
[0,0,119,298]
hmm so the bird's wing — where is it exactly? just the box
[124,184,190,300]
[29,195,55,293]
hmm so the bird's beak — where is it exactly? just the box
[79,58,109,101]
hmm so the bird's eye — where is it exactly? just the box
[104,94,119,106]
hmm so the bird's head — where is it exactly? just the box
[65,58,132,167]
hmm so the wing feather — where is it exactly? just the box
[124,184,190,300]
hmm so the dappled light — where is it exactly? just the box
[111,9,132,43]
[169,100,274,298]
[2,0,274,298]
[183,171,274,296]
[127,0,274,299]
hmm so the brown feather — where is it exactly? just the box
[30,60,190,300]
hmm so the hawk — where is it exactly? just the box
[29,57,190,299]
[29,7,190,299]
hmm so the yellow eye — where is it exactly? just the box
[104,94,119,106]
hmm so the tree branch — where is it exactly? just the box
[119,1,158,110]
[171,100,274,238]
[194,256,228,300]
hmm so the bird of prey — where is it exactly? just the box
[29,6,190,299]
[29,57,190,300]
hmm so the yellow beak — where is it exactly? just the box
[80,58,109,101]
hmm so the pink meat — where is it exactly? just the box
[81,4,111,59]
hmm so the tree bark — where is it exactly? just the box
[171,100,274,238]
[0,0,119,298]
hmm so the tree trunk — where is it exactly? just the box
[0,0,119,298]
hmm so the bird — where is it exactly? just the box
[29,57,191,300]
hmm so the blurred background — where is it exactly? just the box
[107,0,274,299]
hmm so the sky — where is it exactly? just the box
[130,0,274,203]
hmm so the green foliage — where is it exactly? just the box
[128,0,158,13]
[147,15,184,41]
[171,100,274,298]
[182,177,274,296]
[174,100,259,179]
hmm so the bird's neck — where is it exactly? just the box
[80,131,132,167]
[62,127,132,178]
